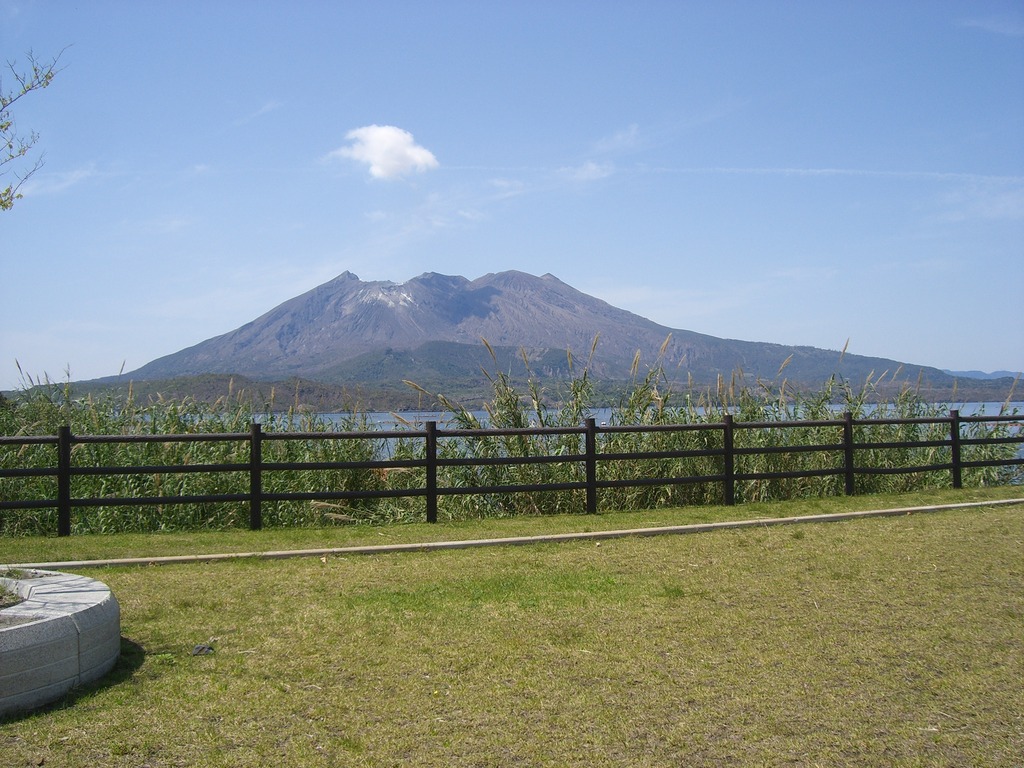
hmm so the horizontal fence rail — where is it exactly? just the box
[1,411,1021,536]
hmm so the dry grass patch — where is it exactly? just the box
[2,502,1022,766]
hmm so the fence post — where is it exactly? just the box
[585,418,597,514]
[425,421,438,523]
[57,425,72,537]
[249,422,263,530]
[843,412,855,496]
[723,415,735,506]
[950,409,962,489]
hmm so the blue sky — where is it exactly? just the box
[2,0,1022,391]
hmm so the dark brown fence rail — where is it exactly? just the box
[1,411,1021,536]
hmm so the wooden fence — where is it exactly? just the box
[1,411,1021,536]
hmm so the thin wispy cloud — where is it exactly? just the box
[487,177,527,200]
[648,166,1024,184]
[559,160,614,182]
[234,100,284,125]
[677,98,751,133]
[133,215,194,235]
[939,183,1024,222]
[358,192,458,255]
[21,164,97,196]
[327,125,439,180]
[592,123,640,154]
[959,16,1024,37]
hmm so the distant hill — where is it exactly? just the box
[944,370,1022,381]
[93,270,1016,407]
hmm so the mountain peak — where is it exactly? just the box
[357,283,416,309]
[473,270,556,291]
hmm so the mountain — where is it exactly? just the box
[944,369,1022,381]
[120,270,1012,404]
[130,270,711,380]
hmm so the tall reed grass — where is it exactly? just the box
[1,353,1020,536]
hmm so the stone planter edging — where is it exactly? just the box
[0,569,121,717]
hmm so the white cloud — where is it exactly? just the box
[592,123,640,154]
[560,160,614,182]
[328,125,439,180]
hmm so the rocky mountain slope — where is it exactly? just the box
[123,270,984,398]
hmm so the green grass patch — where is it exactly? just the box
[2,497,1022,766]
[0,486,1020,565]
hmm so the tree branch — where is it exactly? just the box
[1,48,67,211]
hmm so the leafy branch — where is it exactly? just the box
[1,49,65,212]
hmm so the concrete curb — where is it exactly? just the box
[0,570,121,716]
[5,498,1022,571]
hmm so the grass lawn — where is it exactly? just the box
[0,486,1021,566]
[1,491,1023,766]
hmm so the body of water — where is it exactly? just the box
[341,402,1024,430]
